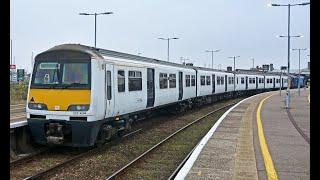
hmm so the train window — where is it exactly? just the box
[129,71,142,91]
[107,71,112,100]
[270,79,272,83]
[160,73,168,89]
[191,75,196,86]
[118,70,125,92]
[232,77,234,84]
[221,76,224,85]
[169,74,176,88]
[200,76,205,86]
[217,76,221,85]
[206,76,211,85]
[253,78,255,84]
[237,77,238,84]
[241,77,245,84]
[249,78,252,84]
[62,63,89,85]
[186,75,191,87]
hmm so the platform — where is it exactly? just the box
[175,88,310,180]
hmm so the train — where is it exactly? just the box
[26,44,288,147]
[289,75,306,88]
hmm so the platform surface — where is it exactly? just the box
[176,88,310,180]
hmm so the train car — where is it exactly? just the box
[195,68,234,97]
[27,44,289,147]
[235,73,246,91]
[289,75,305,88]
[27,44,202,147]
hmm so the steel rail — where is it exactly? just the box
[10,104,26,107]
[105,102,236,180]
[10,107,25,111]
[167,144,198,180]
[24,128,143,180]
[10,148,49,167]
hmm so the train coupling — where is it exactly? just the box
[45,123,64,144]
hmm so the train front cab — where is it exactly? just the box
[26,49,103,147]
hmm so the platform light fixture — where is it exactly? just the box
[158,37,179,62]
[268,1,309,108]
[228,56,240,91]
[292,48,308,96]
[205,49,221,69]
[79,11,113,48]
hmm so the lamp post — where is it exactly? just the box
[269,2,309,108]
[180,57,189,65]
[158,37,179,62]
[228,56,240,92]
[251,58,255,69]
[292,48,308,96]
[280,66,287,96]
[79,11,113,48]
[10,39,12,82]
[205,49,221,69]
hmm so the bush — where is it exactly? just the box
[10,82,28,104]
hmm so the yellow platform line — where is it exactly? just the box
[256,94,278,180]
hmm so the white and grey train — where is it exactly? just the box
[26,44,288,147]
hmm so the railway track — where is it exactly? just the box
[10,148,49,167]
[10,103,26,122]
[43,98,242,179]
[105,102,236,179]
[10,128,143,180]
[10,98,243,179]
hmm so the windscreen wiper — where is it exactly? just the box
[62,83,85,88]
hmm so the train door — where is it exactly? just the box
[282,78,284,88]
[245,76,248,90]
[146,68,155,108]
[264,76,266,89]
[273,78,275,88]
[178,72,183,100]
[256,77,258,89]
[105,64,114,117]
[225,75,228,92]
[212,74,215,93]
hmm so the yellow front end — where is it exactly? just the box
[28,89,91,111]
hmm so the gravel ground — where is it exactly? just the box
[10,147,87,180]
[118,107,228,179]
[46,98,243,180]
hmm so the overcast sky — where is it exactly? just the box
[10,0,310,73]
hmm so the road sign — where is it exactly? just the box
[17,69,25,81]
[10,64,16,69]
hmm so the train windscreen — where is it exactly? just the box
[31,61,91,89]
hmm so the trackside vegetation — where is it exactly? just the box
[10,82,28,104]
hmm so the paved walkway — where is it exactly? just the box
[175,88,310,180]
[254,89,310,180]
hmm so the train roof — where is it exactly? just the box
[39,44,288,77]
[44,44,238,73]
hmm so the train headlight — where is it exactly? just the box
[28,103,48,110]
[67,105,90,111]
